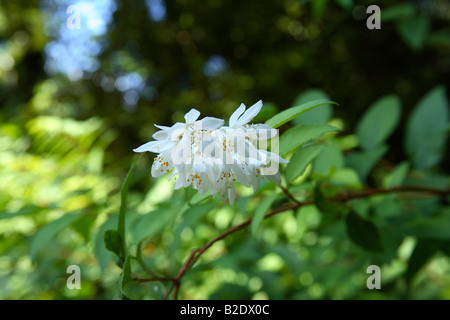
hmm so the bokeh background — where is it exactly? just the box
[0,0,449,299]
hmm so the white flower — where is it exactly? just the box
[134,102,288,204]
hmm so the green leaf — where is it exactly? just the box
[183,186,197,204]
[405,239,441,283]
[312,0,328,19]
[401,218,450,240]
[0,205,52,220]
[104,230,123,259]
[251,194,277,236]
[252,102,278,123]
[292,89,332,125]
[30,212,83,261]
[72,214,96,242]
[345,211,384,252]
[330,168,362,189]
[397,16,430,51]
[334,0,353,10]
[405,86,449,169]
[356,95,401,150]
[136,237,157,277]
[279,124,340,157]
[95,216,118,271]
[311,142,344,176]
[133,208,178,242]
[382,162,410,188]
[314,185,349,216]
[120,256,132,300]
[118,154,143,258]
[346,145,388,181]
[285,145,324,182]
[179,202,216,227]
[381,3,416,22]
[265,99,338,129]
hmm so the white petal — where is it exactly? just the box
[253,124,278,140]
[174,178,183,190]
[133,140,175,153]
[193,162,207,173]
[198,117,224,130]
[169,168,179,180]
[260,150,289,164]
[235,100,262,126]
[184,109,201,123]
[151,161,166,178]
[170,127,186,142]
[152,130,168,140]
[251,175,259,193]
[229,103,246,127]
[232,164,251,187]
[228,183,236,205]
[203,163,218,185]
[154,124,170,130]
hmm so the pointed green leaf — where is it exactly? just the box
[346,144,388,181]
[405,86,449,169]
[382,162,410,188]
[252,102,278,123]
[381,3,416,22]
[345,211,384,252]
[118,154,143,258]
[251,194,277,236]
[334,0,353,10]
[133,207,178,242]
[179,202,216,227]
[401,218,450,240]
[280,124,340,157]
[120,256,132,300]
[95,216,118,271]
[30,212,83,261]
[330,168,362,188]
[104,230,123,259]
[265,99,338,129]
[292,89,332,125]
[356,95,401,150]
[285,145,324,182]
[405,239,440,283]
[311,142,344,176]
[397,16,430,51]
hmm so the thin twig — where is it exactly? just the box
[133,185,449,299]
[278,184,301,204]
[163,284,174,300]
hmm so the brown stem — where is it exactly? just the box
[133,185,449,299]
[278,184,302,204]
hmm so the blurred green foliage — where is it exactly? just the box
[0,0,449,300]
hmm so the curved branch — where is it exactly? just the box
[134,185,449,299]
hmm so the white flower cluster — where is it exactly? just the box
[133,101,288,204]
